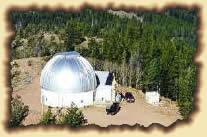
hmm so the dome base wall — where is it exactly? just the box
[41,88,94,108]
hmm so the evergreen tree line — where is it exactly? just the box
[83,29,196,120]
[10,8,197,46]
[9,8,197,119]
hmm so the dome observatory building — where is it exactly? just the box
[40,51,116,108]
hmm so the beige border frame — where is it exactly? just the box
[0,0,205,136]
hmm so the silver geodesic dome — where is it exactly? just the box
[40,51,97,93]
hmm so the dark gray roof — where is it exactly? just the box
[95,71,113,86]
[55,51,80,57]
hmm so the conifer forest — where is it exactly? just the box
[9,8,198,120]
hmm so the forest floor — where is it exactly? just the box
[11,57,182,127]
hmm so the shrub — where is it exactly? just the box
[178,98,194,120]
[60,105,85,127]
[9,96,29,128]
[39,108,55,125]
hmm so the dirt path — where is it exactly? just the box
[83,90,181,127]
[12,58,44,125]
[82,98,181,127]
[13,76,42,125]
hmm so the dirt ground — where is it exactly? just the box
[11,57,44,125]
[82,87,182,127]
[11,57,182,127]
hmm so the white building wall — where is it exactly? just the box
[145,91,160,106]
[95,85,112,103]
[41,89,94,108]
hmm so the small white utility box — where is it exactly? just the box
[145,91,160,106]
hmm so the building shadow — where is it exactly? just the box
[95,74,100,87]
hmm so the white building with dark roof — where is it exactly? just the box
[94,71,116,104]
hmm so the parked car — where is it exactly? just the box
[106,102,120,115]
[125,92,135,103]
[120,93,125,101]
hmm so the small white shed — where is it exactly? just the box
[94,71,115,104]
[145,91,160,106]
[95,85,113,102]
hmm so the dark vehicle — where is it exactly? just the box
[120,93,125,101]
[125,92,135,103]
[106,102,120,115]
